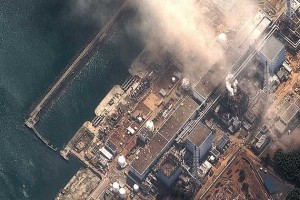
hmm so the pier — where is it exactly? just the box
[25,0,132,151]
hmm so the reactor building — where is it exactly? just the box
[186,123,213,161]
[257,36,286,74]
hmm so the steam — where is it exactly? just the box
[225,74,239,96]
[280,126,300,150]
[226,74,234,96]
[135,0,226,81]
[233,79,238,94]
[70,0,123,26]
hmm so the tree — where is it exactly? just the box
[239,169,246,183]
[273,149,300,187]
[261,153,271,166]
[286,188,300,200]
[241,183,249,193]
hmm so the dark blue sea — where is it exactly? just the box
[0,0,142,199]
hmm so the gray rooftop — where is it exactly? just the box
[159,154,180,177]
[217,135,230,150]
[130,133,168,176]
[210,147,220,157]
[130,97,198,177]
[280,103,299,124]
[275,120,286,133]
[256,135,267,149]
[159,97,198,141]
[295,98,300,109]
[260,37,285,61]
[187,123,212,146]
[277,101,291,116]
[194,68,222,99]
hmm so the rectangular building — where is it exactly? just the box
[193,67,222,103]
[257,36,285,74]
[129,96,199,180]
[186,123,213,161]
[157,154,182,187]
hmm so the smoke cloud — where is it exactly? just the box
[69,0,124,26]
[135,0,226,81]
[226,74,234,96]
[277,125,300,151]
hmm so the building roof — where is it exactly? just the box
[275,120,286,133]
[194,68,222,100]
[263,174,276,194]
[280,103,299,124]
[259,36,285,61]
[130,97,198,179]
[217,135,230,150]
[187,123,212,146]
[199,160,212,177]
[256,135,267,149]
[277,101,291,116]
[295,97,300,109]
[130,133,168,177]
[232,13,271,55]
[159,97,198,141]
[244,109,256,124]
[159,154,180,177]
[210,147,220,157]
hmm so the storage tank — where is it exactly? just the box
[112,182,119,193]
[119,187,126,199]
[182,78,191,91]
[171,77,176,83]
[133,184,139,192]
[118,155,127,168]
[146,120,154,132]
[217,33,227,43]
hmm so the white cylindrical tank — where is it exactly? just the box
[137,116,143,123]
[133,184,139,192]
[182,78,191,91]
[217,32,227,43]
[171,77,176,83]
[112,182,119,193]
[119,187,126,199]
[118,155,127,168]
[146,121,154,132]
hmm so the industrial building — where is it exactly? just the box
[252,125,271,155]
[257,37,286,74]
[186,123,213,161]
[279,0,300,52]
[198,161,212,178]
[129,96,199,180]
[216,135,231,153]
[156,154,182,187]
[231,12,271,55]
[275,98,300,133]
[193,66,222,103]
[214,86,249,133]
[210,147,221,160]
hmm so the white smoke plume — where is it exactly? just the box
[226,74,234,96]
[233,79,238,94]
[135,0,226,81]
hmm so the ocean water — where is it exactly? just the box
[0,0,141,199]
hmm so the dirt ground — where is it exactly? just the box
[204,155,269,200]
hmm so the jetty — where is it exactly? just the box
[25,0,132,151]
